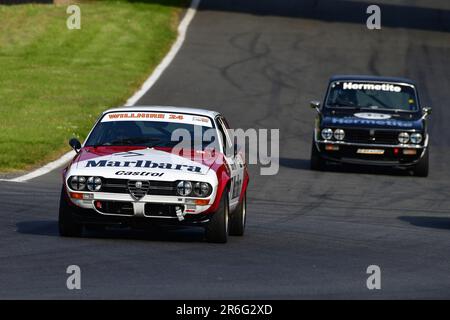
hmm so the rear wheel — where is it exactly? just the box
[59,187,83,237]
[205,192,229,243]
[413,148,429,177]
[310,140,325,171]
[229,192,246,236]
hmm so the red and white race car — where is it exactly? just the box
[59,106,249,243]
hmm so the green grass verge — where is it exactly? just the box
[0,0,186,173]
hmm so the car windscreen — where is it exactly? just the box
[85,111,220,150]
[325,81,418,112]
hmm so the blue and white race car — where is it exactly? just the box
[310,75,432,176]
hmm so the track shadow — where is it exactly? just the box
[3,0,449,32]
[16,220,59,237]
[279,157,413,177]
[199,0,450,33]
[279,157,311,170]
[16,220,205,242]
[398,216,450,230]
[84,225,205,242]
[322,162,412,177]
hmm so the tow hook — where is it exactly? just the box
[175,206,185,221]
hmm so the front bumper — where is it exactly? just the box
[315,140,427,167]
[68,204,212,227]
[66,188,216,221]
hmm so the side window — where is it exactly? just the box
[215,117,226,150]
[221,116,231,129]
[220,117,234,148]
[215,117,232,151]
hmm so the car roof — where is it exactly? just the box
[103,105,221,118]
[329,75,416,86]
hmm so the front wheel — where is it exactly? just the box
[59,187,83,237]
[229,192,246,236]
[205,192,229,243]
[413,148,429,177]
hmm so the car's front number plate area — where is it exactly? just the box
[357,149,385,155]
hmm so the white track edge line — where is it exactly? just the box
[2,0,201,183]
[3,151,77,183]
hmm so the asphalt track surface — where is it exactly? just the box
[1,0,450,299]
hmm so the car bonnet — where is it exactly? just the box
[68,146,218,180]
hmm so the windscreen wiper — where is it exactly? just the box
[88,137,161,147]
[327,102,361,110]
[360,107,409,113]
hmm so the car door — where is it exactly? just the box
[215,116,244,210]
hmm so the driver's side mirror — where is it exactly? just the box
[423,107,432,116]
[69,138,82,153]
[310,100,321,113]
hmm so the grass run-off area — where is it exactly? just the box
[0,0,186,173]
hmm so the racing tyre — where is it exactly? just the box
[229,192,246,236]
[413,148,429,177]
[310,140,325,171]
[58,188,83,237]
[205,192,229,243]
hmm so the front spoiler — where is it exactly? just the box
[66,188,214,216]
[315,140,427,168]
[321,155,420,167]
[69,205,211,227]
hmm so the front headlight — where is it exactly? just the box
[177,181,192,196]
[334,129,345,141]
[398,132,410,144]
[321,128,333,140]
[87,176,102,191]
[410,133,423,144]
[193,182,212,197]
[70,176,86,190]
